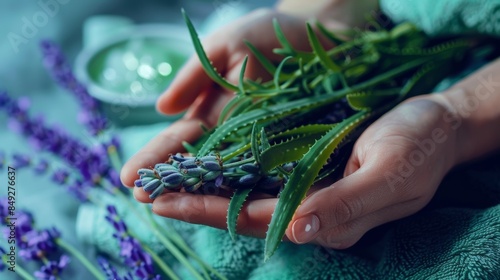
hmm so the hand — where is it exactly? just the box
[126,95,458,248]
[120,7,343,188]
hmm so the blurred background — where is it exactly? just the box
[0,1,272,279]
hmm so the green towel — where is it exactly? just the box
[79,1,500,279]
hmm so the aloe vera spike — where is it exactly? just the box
[306,22,341,72]
[315,20,345,45]
[182,9,238,91]
[200,57,428,157]
[264,110,371,261]
[259,132,330,172]
[238,55,249,95]
[250,122,262,165]
[274,56,293,89]
[272,18,296,54]
[227,187,253,241]
[244,40,280,77]
[218,95,244,125]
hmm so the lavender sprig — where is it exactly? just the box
[135,153,284,199]
[40,40,108,136]
[34,255,70,280]
[97,257,133,280]
[105,205,161,280]
[0,92,111,185]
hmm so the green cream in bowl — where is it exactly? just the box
[76,20,192,126]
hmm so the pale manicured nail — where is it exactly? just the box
[291,215,320,244]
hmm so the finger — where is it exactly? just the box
[311,197,423,249]
[285,151,412,244]
[152,192,278,238]
[183,89,235,128]
[156,43,229,115]
[120,118,205,187]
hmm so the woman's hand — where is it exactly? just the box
[120,0,376,188]
[127,95,459,248]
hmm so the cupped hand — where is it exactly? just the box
[120,8,334,189]
[127,95,459,248]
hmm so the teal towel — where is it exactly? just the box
[79,1,500,279]
[380,0,500,37]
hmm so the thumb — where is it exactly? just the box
[284,152,414,247]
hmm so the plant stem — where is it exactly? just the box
[113,190,207,280]
[55,238,106,280]
[140,242,180,280]
[142,205,227,280]
[1,255,35,280]
[222,158,254,169]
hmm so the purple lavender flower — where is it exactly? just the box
[40,40,108,135]
[0,91,11,108]
[66,179,91,202]
[105,205,160,280]
[33,159,50,174]
[18,228,61,261]
[12,153,31,169]
[34,254,70,280]
[0,93,112,185]
[97,256,133,280]
[51,168,70,185]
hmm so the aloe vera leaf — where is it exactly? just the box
[227,187,252,241]
[250,122,261,165]
[197,93,344,156]
[306,22,341,72]
[182,10,238,91]
[238,55,249,95]
[264,110,370,261]
[347,89,400,110]
[400,61,454,100]
[259,132,327,172]
[244,40,281,77]
[268,124,335,142]
[218,95,247,125]
[274,56,294,89]
[247,87,300,97]
[200,55,428,157]
[272,18,295,54]
[315,21,345,45]
[260,127,271,150]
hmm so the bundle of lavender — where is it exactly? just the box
[135,11,486,260]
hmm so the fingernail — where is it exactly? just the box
[291,215,320,244]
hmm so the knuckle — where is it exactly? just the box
[179,195,207,223]
[330,196,362,225]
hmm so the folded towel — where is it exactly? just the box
[78,1,500,278]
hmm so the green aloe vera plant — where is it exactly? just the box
[134,10,485,261]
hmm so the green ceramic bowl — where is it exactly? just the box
[75,23,193,126]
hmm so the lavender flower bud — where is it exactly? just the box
[149,185,165,199]
[202,171,221,181]
[159,170,177,177]
[161,173,184,187]
[198,155,217,162]
[155,163,177,172]
[135,177,155,187]
[182,177,201,188]
[238,174,261,186]
[182,167,205,177]
[240,163,261,174]
[171,153,193,162]
[137,169,155,177]
[201,161,221,171]
[143,179,162,192]
[179,159,197,169]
